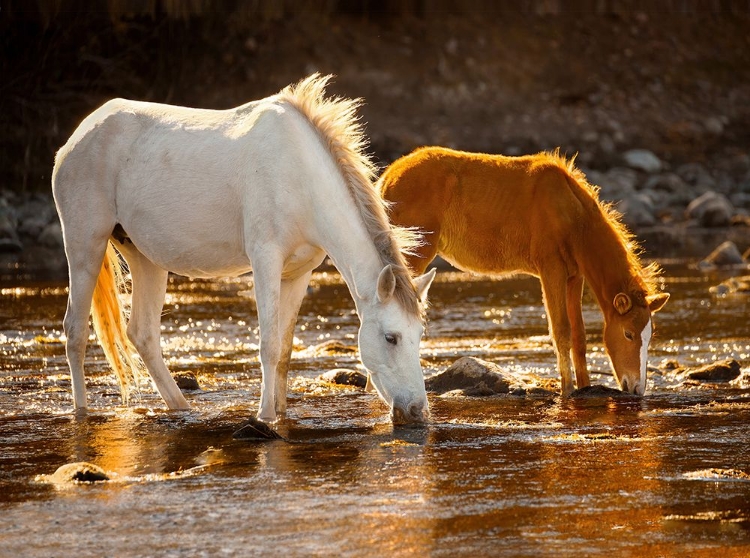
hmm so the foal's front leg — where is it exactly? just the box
[566,275,590,389]
[540,271,575,396]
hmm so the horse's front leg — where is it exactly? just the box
[253,260,284,422]
[273,271,313,415]
[566,275,590,389]
[540,270,575,396]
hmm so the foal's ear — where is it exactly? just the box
[613,292,633,315]
[376,265,397,303]
[646,292,670,313]
[414,267,437,303]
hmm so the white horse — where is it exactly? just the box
[52,74,436,425]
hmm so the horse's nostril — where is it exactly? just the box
[408,401,425,420]
[392,401,427,425]
[621,377,630,392]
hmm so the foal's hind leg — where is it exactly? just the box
[119,246,189,410]
[63,238,110,410]
[566,275,590,389]
[539,269,575,396]
[273,270,313,415]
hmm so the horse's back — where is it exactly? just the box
[381,147,594,276]
[52,95,316,277]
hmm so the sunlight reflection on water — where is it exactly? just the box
[0,263,749,556]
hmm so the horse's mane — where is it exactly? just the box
[543,150,661,297]
[277,74,425,320]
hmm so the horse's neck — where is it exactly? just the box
[578,220,639,312]
[312,180,383,311]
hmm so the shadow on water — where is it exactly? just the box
[1,263,749,556]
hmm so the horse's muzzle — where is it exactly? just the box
[621,377,645,396]
[391,400,428,425]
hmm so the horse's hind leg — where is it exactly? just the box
[566,275,590,389]
[63,237,110,410]
[119,246,189,410]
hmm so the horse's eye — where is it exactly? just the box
[385,333,398,346]
[624,331,634,341]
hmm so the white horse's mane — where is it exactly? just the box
[278,74,424,320]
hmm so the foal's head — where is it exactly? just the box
[358,265,436,425]
[603,290,669,395]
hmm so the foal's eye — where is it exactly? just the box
[385,333,398,346]
[624,330,635,341]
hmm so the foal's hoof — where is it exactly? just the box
[232,417,285,441]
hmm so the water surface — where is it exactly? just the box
[1,263,748,557]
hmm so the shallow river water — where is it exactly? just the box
[1,262,748,557]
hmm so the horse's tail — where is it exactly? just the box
[90,241,144,404]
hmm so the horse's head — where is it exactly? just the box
[358,265,436,425]
[603,290,669,395]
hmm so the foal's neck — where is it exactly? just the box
[578,219,641,313]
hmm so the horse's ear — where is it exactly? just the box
[613,292,633,315]
[647,292,670,313]
[376,265,396,303]
[414,267,437,304]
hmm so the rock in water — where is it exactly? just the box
[51,462,110,483]
[700,241,745,268]
[310,339,357,356]
[425,357,517,395]
[173,372,201,391]
[318,368,368,388]
[232,417,285,440]
[685,359,741,382]
[569,385,639,398]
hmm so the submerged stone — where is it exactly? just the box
[232,417,285,441]
[51,462,110,483]
[318,368,367,388]
[425,357,521,395]
[311,340,357,356]
[710,275,750,296]
[685,359,741,382]
[569,385,637,398]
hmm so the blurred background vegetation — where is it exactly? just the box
[2,0,749,193]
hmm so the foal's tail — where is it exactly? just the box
[90,242,144,404]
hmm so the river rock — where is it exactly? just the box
[710,276,750,295]
[618,193,656,227]
[38,221,63,248]
[318,368,367,388]
[685,191,734,227]
[684,359,741,382]
[569,385,639,398]
[232,417,285,440]
[311,340,357,356]
[173,372,200,390]
[677,162,717,192]
[700,241,745,268]
[623,149,662,173]
[596,167,638,201]
[425,357,520,395]
[51,462,110,483]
